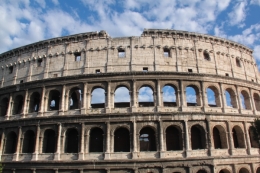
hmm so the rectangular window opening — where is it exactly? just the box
[74,52,81,61]
[118,49,125,58]
[225,73,229,77]
[143,67,148,72]
[188,69,192,73]
[164,49,170,57]
[9,66,13,74]
[37,59,43,67]
[20,80,23,84]
[96,69,100,73]
[252,79,254,82]
[53,74,58,78]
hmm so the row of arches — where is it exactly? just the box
[3,124,258,154]
[1,84,260,116]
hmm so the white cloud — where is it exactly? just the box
[114,87,130,102]
[91,88,105,103]
[228,1,247,26]
[162,86,176,102]
[35,0,46,8]
[251,0,260,5]
[138,87,154,102]
[52,0,59,5]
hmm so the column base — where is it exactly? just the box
[80,108,86,115]
[31,153,38,161]
[104,152,110,160]
[131,107,138,112]
[58,110,64,115]
[185,150,192,158]
[131,152,139,159]
[78,152,84,160]
[160,151,165,158]
[105,108,111,113]
[54,153,60,160]
[12,153,19,161]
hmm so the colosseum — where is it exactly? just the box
[0,29,259,173]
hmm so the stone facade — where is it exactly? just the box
[0,29,259,173]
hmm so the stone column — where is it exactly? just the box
[243,122,251,155]
[13,64,19,85]
[206,118,212,156]
[179,80,185,108]
[0,129,5,156]
[38,86,46,116]
[85,131,89,154]
[6,94,13,119]
[79,123,85,160]
[59,85,66,115]
[14,126,22,161]
[1,66,6,88]
[201,81,207,109]
[132,120,138,159]
[159,121,165,158]
[22,89,29,118]
[211,43,218,75]
[235,85,242,112]
[105,122,110,159]
[81,83,87,114]
[157,80,162,107]
[226,121,233,155]
[131,80,137,111]
[184,120,190,157]
[54,123,62,160]
[105,82,111,113]
[32,124,40,160]
[219,83,226,113]
[249,88,257,114]
[83,40,89,74]
[26,60,32,82]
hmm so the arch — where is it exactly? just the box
[191,125,206,150]
[197,170,207,173]
[232,126,245,148]
[139,127,156,151]
[64,128,78,153]
[186,85,201,106]
[248,126,259,148]
[114,86,130,108]
[91,87,105,108]
[253,93,260,111]
[219,169,231,173]
[42,129,56,153]
[69,87,82,110]
[138,86,154,107]
[12,95,24,114]
[28,92,41,113]
[0,97,9,117]
[207,86,221,107]
[240,90,251,110]
[256,167,260,173]
[48,90,60,111]
[114,127,130,152]
[166,126,183,151]
[238,168,250,173]
[89,127,104,152]
[22,130,35,153]
[213,125,228,149]
[162,85,177,107]
[225,88,237,108]
[5,131,17,154]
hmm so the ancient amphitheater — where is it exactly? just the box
[0,29,259,173]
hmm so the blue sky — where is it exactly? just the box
[1,0,260,106]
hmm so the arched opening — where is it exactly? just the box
[29,92,40,113]
[213,126,228,149]
[256,167,260,173]
[238,168,250,173]
[22,130,35,153]
[114,128,130,152]
[0,97,9,117]
[166,126,182,151]
[203,51,210,61]
[12,95,24,114]
[225,88,237,108]
[48,90,60,111]
[253,93,260,111]
[69,88,82,110]
[248,126,259,148]
[65,128,78,153]
[91,88,105,108]
[207,86,221,107]
[42,129,56,153]
[162,85,177,107]
[240,91,251,110]
[232,126,245,148]
[197,170,207,173]
[5,131,17,154]
[114,86,130,108]
[186,85,200,106]
[139,127,156,151]
[89,128,104,152]
[191,125,206,150]
[138,86,154,107]
[219,169,230,173]
[236,59,241,67]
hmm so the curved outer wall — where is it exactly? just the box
[0,29,259,173]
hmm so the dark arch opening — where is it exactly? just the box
[256,167,260,173]
[138,86,154,107]
[197,170,207,173]
[253,93,260,111]
[48,90,60,111]
[191,125,206,150]
[91,88,105,108]
[29,92,40,113]
[232,126,245,148]
[65,128,78,153]
[42,129,56,153]
[5,131,17,154]
[0,97,9,117]
[139,127,156,151]
[22,130,35,153]
[166,126,182,151]
[239,168,250,173]
[114,128,130,152]
[89,128,104,152]
[219,169,230,173]
[69,88,82,110]
[114,86,130,108]
[163,85,177,107]
[12,95,24,114]
[213,126,228,149]
[248,126,259,148]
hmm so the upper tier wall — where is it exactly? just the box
[0,29,259,87]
